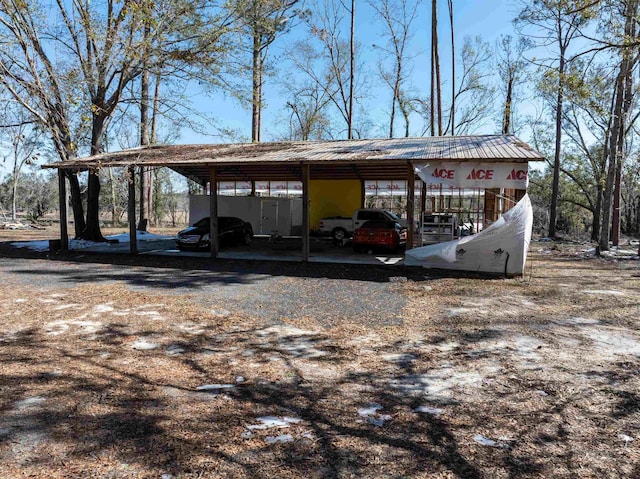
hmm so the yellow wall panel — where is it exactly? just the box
[309,180,362,229]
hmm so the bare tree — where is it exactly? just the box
[516,0,597,238]
[442,36,495,135]
[496,35,531,135]
[369,0,419,138]
[0,1,87,236]
[231,0,301,142]
[0,106,43,220]
[560,63,612,241]
[599,0,639,251]
[0,0,234,240]
[289,0,365,139]
[285,81,333,140]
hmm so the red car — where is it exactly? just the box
[352,220,407,253]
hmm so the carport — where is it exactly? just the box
[45,135,544,262]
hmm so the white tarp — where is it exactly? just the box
[405,194,533,275]
[414,162,529,189]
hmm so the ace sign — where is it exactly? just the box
[414,162,529,189]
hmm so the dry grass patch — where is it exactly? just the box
[0,244,639,478]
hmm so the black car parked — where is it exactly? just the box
[176,217,254,250]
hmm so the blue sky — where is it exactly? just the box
[1,0,533,179]
[179,0,523,145]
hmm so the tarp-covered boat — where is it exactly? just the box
[405,194,533,275]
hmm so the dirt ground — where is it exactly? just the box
[0,228,639,478]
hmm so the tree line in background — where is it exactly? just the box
[0,0,639,252]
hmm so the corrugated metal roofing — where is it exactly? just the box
[44,135,544,183]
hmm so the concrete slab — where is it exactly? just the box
[74,236,405,266]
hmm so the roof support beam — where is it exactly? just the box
[209,166,219,259]
[169,166,206,186]
[128,166,138,255]
[406,163,415,250]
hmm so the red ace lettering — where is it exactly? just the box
[466,169,494,180]
[507,169,528,181]
[432,168,455,179]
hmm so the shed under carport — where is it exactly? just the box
[44,135,544,261]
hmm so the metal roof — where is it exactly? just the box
[44,135,544,184]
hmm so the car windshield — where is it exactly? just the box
[193,218,210,228]
[386,211,400,221]
[361,220,396,229]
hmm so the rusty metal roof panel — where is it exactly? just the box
[43,135,544,171]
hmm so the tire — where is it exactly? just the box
[243,232,252,245]
[353,245,361,253]
[392,243,406,254]
[332,227,347,242]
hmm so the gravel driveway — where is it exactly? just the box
[0,248,421,327]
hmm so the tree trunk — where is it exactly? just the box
[138,35,151,231]
[251,32,261,142]
[636,194,640,255]
[147,71,162,225]
[389,96,396,138]
[11,169,18,221]
[600,65,626,251]
[10,140,20,220]
[448,0,454,135]
[612,160,623,245]
[591,184,602,242]
[65,171,85,238]
[138,80,151,230]
[390,66,400,138]
[83,171,104,241]
[401,99,410,137]
[257,66,263,142]
[599,0,637,252]
[430,0,436,136]
[82,116,106,242]
[549,48,565,238]
[502,78,513,135]
[151,72,161,144]
[612,26,636,246]
[433,0,442,136]
[348,0,355,139]
[149,72,161,223]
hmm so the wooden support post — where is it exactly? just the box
[301,163,310,262]
[360,178,365,208]
[420,180,427,247]
[209,167,219,258]
[128,166,138,255]
[58,170,68,251]
[407,163,415,250]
